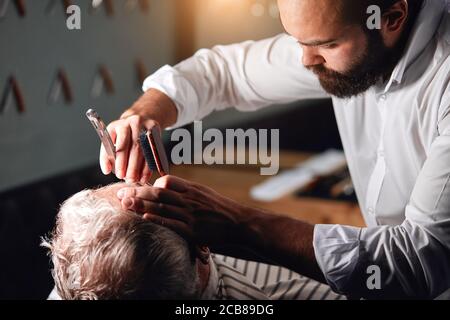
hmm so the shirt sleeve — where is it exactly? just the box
[142,33,329,128]
[313,85,450,299]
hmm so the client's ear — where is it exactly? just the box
[196,246,210,265]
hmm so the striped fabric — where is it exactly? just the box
[212,254,345,300]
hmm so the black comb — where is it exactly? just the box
[139,130,158,172]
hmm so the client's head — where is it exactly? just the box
[42,183,209,300]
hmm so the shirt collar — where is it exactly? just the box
[199,256,220,300]
[383,0,447,93]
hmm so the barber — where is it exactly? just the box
[102,0,450,299]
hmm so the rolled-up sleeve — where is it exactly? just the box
[143,34,328,129]
[314,92,450,299]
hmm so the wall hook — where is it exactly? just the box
[135,58,148,87]
[48,68,73,105]
[45,0,73,16]
[91,65,115,98]
[0,0,26,18]
[1,76,26,115]
[91,0,114,16]
[139,0,149,13]
[124,0,149,13]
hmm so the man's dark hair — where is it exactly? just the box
[347,0,425,77]
[342,0,424,29]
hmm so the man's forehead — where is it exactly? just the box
[278,0,353,40]
[278,0,346,20]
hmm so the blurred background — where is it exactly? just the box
[0,0,345,299]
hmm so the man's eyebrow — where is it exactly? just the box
[297,38,339,47]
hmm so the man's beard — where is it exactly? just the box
[306,30,405,99]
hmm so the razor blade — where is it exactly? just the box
[86,109,116,172]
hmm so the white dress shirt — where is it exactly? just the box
[143,0,450,299]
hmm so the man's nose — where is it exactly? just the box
[302,46,325,68]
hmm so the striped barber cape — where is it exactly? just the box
[210,255,345,300]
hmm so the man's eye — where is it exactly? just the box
[322,44,337,49]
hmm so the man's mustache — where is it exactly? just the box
[306,64,347,78]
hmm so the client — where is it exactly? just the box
[43,183,343,300]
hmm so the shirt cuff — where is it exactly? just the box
[313,224,364,294]
[142,65,199,130]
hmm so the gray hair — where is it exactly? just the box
[42,188,200,300]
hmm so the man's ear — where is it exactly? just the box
[380,0,409,47]
[196,246,210,265]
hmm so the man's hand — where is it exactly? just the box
[99,89,178,183]
[116,175,325,282]
[116,175,252,246]
[100,115,159,184]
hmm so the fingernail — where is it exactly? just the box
[117,189,126,199]
[123,198,134,209]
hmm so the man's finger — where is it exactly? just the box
[114,125,132,180]
[154,175,190,193]
[125,117,145,183]
[100,124,117,175]
[125,198,190,223]
[118,186,185,207]
[100,144,112,175]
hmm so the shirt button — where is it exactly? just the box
[380,94,387,101]
[377,150,385,158]
[367,207,375,215]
